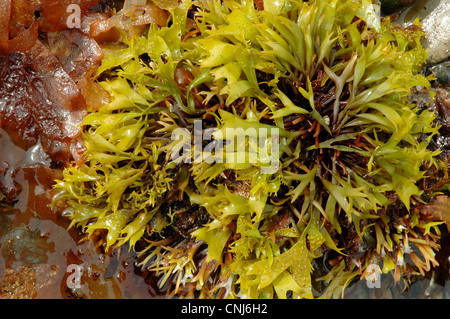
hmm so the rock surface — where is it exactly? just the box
[395,0,450,63]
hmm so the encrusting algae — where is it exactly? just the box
[53,0,450,298]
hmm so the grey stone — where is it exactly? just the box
[396,0,450,63]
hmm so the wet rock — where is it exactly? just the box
[0,267,37,299]
[428,87,450,162]
[0,264,62,299]
[380,0,417,14]
[0,223,54,266]
[395,0,450,64]
[435,87,450,136]
[422,271,446,299]
[420,0,450,63]
[426,60,450,84]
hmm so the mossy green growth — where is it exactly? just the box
[54,0,448,298]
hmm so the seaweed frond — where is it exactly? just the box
[53,0,449,298]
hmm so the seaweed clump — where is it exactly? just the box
[53,0,449,298]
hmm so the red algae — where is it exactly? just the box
[0,0,166,299]
[0,47,86,164]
